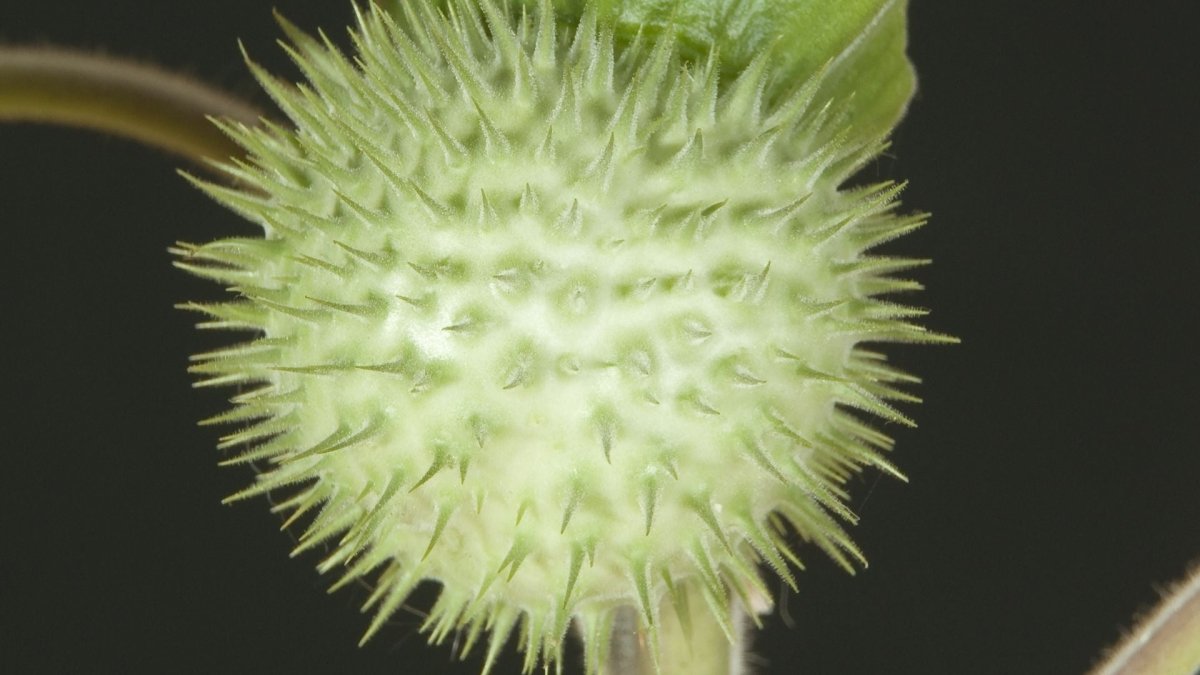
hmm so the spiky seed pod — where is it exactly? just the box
[178,1,947,672]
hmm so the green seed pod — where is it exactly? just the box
[177,0,948,671]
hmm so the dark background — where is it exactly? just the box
[1,1,1196,673]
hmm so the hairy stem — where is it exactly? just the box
[0,47,261,165]
[1091,562,1200,675]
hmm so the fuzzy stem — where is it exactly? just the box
[1090,562,1200,675]
[0,47,261,165]
[605,584,750,675]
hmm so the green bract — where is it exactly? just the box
[178,0,943,672]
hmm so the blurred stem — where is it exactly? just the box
[0,47,261,165]
[1091,562,1200,675]
[606,583,751,675]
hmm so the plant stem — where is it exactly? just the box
[1091,562,1200,675]
[605,583,752,675]
[0,47,262,165]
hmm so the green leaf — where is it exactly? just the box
[559,0,915,144]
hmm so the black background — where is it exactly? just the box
[1,1,1197,673]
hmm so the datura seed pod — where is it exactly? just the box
[176,0,948,672]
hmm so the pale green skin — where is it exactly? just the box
[179,1,938,673]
